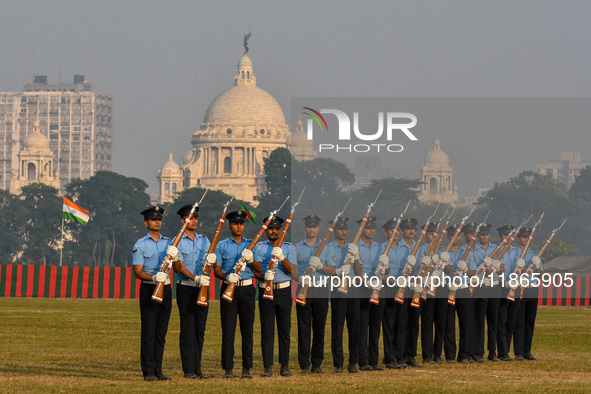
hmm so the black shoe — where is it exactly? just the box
[524,353,537,361]
[433,356,444,364]
[333,366,343,373]
[223,369,234,378]
[156,374,172,381]
[195,370,211,379]
[459,358,473,364]
[447,359,456,364]
[406,356,422,368]
[514,355,525,361]
[347,364,359,373]
[261,367,272,377]
[311,366,324,374]
[242,368,252,378]
[384,362,398,369]
[144,375,158,381]
[301,366,311,374]
[474,355,486,363]
[280,364,292,377]
[423,358,435,365]
[371,365,384,371]
[499,354,513,361]
[184,372,198,379]
[359,365,374,371]
[488,353,501,362]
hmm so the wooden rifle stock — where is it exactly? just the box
[369,222,401,305]
[222,216,275,303]
[447,233,478,305]
[262,212,294,300]
[337,213,369,295]
[507,220,542,302]
[411,231,439,307]
[394,219,431,304]
[196,201,231,307]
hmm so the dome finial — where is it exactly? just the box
[434,135,440,150]
[169,151,173,161]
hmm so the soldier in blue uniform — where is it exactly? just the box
[439,224,461,363]
[253,216,296,377]
[328,217,361,373]
[132,205,175,381]
[213,210,256,379]
[172,204,215,379]
[294,214,335,374]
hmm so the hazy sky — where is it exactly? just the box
[2,1,590,197]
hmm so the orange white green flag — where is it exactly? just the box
[63,197,90,226]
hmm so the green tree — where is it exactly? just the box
[65,171,150,267]
[257,148,292,214]
[532,240,577,263]
[15,183,62,265]
[569,165,591,204]
[0,189,22,262]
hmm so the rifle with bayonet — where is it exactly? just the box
[152,189,209,303]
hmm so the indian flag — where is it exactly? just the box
[63,197,90,226]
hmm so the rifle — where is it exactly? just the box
[369,199,411,305]
[337,190,382,295]
[518,219,566,299]
[422,206,456,299]
[507,212,544,302]
[152,189,209,303]
[394,206,440,304]
[196,190,235,306]
[447,211,490,305]
[221,196,290,303]
[262,189,305,300]
[295,198,351,306]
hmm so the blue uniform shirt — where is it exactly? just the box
[501,245,521,281]
[177,233,211,281]
[215,236,254,280]
[294,237,334,279]
[327,239,355,279]
[357,239,383,277]
[452,244,477,286]
[510,247,541,281]
[382,241,399,278]
[253,240,295,283]
[395,240,417,275]
[132,233,172,275]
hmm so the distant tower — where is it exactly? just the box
[288,115,317,162]
[418,136,458,205]
[157,152,183,203]
[10,121,60,194]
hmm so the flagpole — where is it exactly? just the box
[60,216,64,267]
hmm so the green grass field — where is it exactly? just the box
[0,298,590,393]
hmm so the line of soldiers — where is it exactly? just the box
[132,205,542,381]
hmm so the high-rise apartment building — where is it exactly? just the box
[0,75,112,193]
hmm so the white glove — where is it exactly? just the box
[492,260,501,271]
[532,256,541,268]
[484,278,491,287]
[516,259,525,269]
[167,245,179,262]
[196,274,210,287]
[348,243,360,260]
[509,280,519,290]
[336,264,351,276]
[407,255,417,266]
[298,275,311,286]
[264,270,275,281]
[431,270,441,279]
[309,256,323,271]
[440,252,450,264]
[379,255,389,269]
[449,283,457,291]
[431,254,439,265]
[484,257,493,267]
[206,253,216,266]
[154,271,167,283]
[271,247,285,261]
[227,273,240,283]
[421,256,431,267]
[413,285,424,293]
[371,279,383,291]
[241,249,253,263]
[457,260,468,272]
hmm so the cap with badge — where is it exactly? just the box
[330,216,349,229]
[478,223,492,235]
[461,222,478,234]
[303,214,321,227]
[426,221,439,233]
[263,215,284,228]
[357,216,377,229]
[400,218,418,230]
[517,227,532,238]
[447,224,460,236]
[497,224,514,236]
[382,218,397,230]
[227,210,247,223]
[141,205,164,220]
[176,204,199,218]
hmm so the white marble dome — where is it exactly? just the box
[24,122,50,151]
[161,152,181,174]
[425,136,449,168]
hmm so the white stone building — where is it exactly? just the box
[418,136,459,205]
[537,152,590,188]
